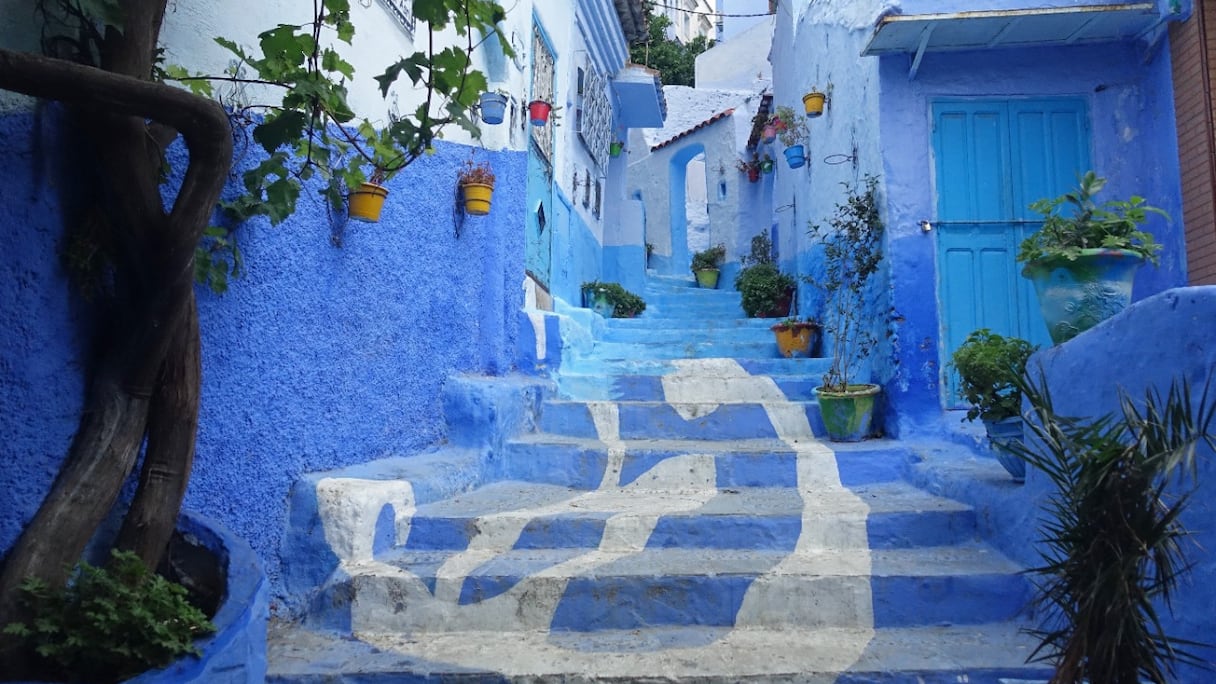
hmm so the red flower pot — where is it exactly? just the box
[528,100,551,126]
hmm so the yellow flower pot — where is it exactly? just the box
[461,182,494,215]
[771,324,818,358]
[348,182,389,223]
[802,91,826,118]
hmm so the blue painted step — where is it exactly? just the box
[537,399,825,440]
[554,371,823,402]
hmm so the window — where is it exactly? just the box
[530,24,556,166]
[575,57,612,169]
[379,0,415,35]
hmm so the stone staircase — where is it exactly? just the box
[267,274,1052,682]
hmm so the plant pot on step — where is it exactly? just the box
[348,182,388,222]
[479,92,508,125]
[815,384,880,442]
[771,320,819,358]
[983,416,1026,483]
[694,268,720,289]
[783,144,806,169]
[460,182,495,215]
[1021,248,1144,345]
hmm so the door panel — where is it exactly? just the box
[934,98,1089,407]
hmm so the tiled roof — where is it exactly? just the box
[650,108,735,151]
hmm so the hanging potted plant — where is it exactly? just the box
[736,155,762,183]
[760,154,775,174]
[690,243,727,289]
[807,175,884,441]
[762,121,777,144]
[610,140,624,157]
[802,88,827,117]
[948,328,1037,481]
[770,316,821,358]
[479,90,509,125]
[735,233,796,317]
[348,166,391,223]
[1017,171,1166,345]
[457,156,496,215]
[528,99,552,126]
[772,105,809,169]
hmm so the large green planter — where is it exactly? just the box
[694,269,720,289]
[1022,248,1144,345]
[814,384,880,442]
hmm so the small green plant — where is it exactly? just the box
[1017,171,1167,265]
[806,175,884,392]
[735,232,795,317]
[3,550,216,683]
[949,329,1037,423]
[580,281,646,318]
[691,243,726,273]
[770,105,808,148]
[771,316,818,331]
[735,153,762,174]
[1006,373,1216,684]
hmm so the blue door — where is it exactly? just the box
[933,98,1089,405]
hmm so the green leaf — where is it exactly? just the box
[252,110,308,154]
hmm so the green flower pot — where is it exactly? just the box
[1022,248,1144,345]
[814,384,880,442]
[694,269,720,289]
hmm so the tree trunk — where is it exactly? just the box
[0,44,231,627]
[114,285,201,568]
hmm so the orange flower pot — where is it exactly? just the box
[461,182,495,215]
[771,324,819,358]
[349,182,389,223]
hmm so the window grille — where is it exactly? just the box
[530,24,556,165]
[576,58,611,169]
[379,0,415,35]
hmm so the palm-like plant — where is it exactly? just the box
[1005,373,1216,684]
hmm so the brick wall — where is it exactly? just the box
[1171,0,1216,284]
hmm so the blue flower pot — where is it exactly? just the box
[1022,248,1144,344]
[479,92,508,125]
[983,416,1026,483]
[783,144,806,169]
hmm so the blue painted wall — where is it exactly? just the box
[0,110,527,600]
[878,40,1185,436]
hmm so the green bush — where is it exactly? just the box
[949,328,1037,422]
[735,262,795,318]
[690,243,726,273]
[3,550,216,683]
[580,281,646,318]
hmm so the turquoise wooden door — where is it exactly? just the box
[933,98,1089,406]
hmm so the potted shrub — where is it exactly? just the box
[802,88,826,117]
[759,154,775,174]
[1017,171,1167,345]
[1005,373,1216,684]
[806,175,884,441]
[579,281,646,318]
[770,316,820,358]
[736,155,762,183]
[771,105,809,169]
[527,99,552,126]
[949,328,1037,481]
[457,156,496,215]
[735,232,796,318]
[690,243,726,289]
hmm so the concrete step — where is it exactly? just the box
[303,543,1030,633]
[268,620,1053,682]
[536,399,825,441]
[600,325,790,345]
[587,340,788,360]
[554,371,822,402]
[559,356,831,378]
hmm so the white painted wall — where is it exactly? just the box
[695,16,774,90]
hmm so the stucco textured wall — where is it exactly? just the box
[0,109,527,600]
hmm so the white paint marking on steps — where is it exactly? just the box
[316,478,415,563]
[526,310,548,361]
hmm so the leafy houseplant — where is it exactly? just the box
[3,550,216,683]
[770,316,820,358]
[457,156,496,215]
[807,175,884,441]
[690,243,726,289]
[1006,374,1215,684]
[735,233,796,318]
[1018,171,1168,344]
[771,105,809,169]
[950,328,1037,481]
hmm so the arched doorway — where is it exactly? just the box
[666,143,710,275]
